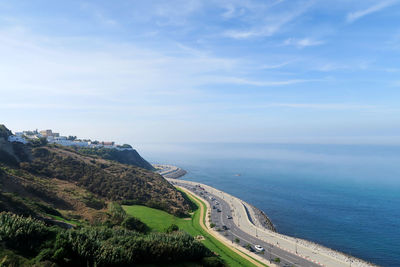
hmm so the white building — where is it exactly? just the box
[8,135,28,144]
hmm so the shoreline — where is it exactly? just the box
[179,186,272,267]
[160,165,377,267]
[153,164,187,179]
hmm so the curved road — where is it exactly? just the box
[171,180,322,267]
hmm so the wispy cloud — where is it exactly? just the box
[224,1,313,39]
[260,103,377,110]
[154,0,202,25]
[283,37,324,48]
[261,61,293,69]
[346,0,398,23]
[80,2,118,26]
[206,76,316,86]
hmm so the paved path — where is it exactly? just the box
[169,178,375,267]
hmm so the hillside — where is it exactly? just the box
[76,146,154,170]
[0,138,192,220]
[0,125,224,266]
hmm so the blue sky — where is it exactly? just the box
[1,0,400,144]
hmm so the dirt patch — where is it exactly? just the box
[195,235,205,241]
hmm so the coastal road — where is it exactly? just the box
[172,180,322,267]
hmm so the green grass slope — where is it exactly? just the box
[123,194,263,267]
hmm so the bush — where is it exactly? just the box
[202,256,225,267]
[165,224,179,233]
[0,212,58,255]
[0,125,12,139]
[122,217,149,233]
[108,202,126,224]
[0,213,214,266]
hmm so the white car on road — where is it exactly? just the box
[254,245,265,252]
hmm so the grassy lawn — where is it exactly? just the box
[123,191,266,267]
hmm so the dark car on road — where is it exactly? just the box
[222,225,228,230]
[217,209,222,212]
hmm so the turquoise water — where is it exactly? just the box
[138,143,400,266]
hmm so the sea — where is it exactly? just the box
[137,143,400,267]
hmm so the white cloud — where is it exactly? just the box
[154,0,202,25]
[223,1,313,39]
[346,0,398,23]
[221,4,236,19]
[205,76,315,86]
[260,103,376,110]
[261,61,293,69]
[283,37,324,48]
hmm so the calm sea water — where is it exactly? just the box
[137,143,400,266]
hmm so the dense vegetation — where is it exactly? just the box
[0,125,228,266]
[0,212,217,266]
[0,125,12,139]
[19,146,191,216]
[76,147,154,170]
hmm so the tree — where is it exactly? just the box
[0,125,12,139]
[29,137,48,147]
[165,224,179,233]
[67,136,77,141]
[234,238,240,243]
[119,144,132,149]
[122,217,149,233]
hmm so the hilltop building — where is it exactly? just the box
[39,130,59,137]
[7,128,133,151]
[8,135,28,144]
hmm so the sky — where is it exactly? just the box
[1,0,400,144]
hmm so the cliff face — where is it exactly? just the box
[22,146,190,215]
[0,137,31,166]
[76,147,154,170]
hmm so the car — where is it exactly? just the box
[254,245,265,252]
[245,245,255,252]
[212,206,216,209]
[217,209,222,212]
[227,215,232,219]
[222,225,228,230]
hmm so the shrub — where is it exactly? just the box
[165,224,179,233]
[202,256,225,267]
[0,125,12,139]
[0,213,215,266]
[108,202,126,224]
[122,217,149,233]
[0,212,57,255]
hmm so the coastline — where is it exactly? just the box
[153,164,187,179]
[179,186,273,267]
[160,165,377,267]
